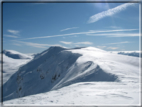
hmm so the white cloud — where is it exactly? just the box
[71,35,77,38]
[75,42,93,45]
[88,3,135,23]
[88,29,137,34]
[87,33,139,37]
[4,35,18,38]
[60,41,72,44]
[107,47,118,50]
[60,41,93,45]
[107,41,131,45]
[60,27,78,32]
[13,43,21,46]
[108,26,121,29]
[13,40,62,48]
[97,41,131,49]
[20,29,137,40]
[75,45,80,47]
[19,41,48,48]
[7,29,20,35]
[97,46,106,49]
[107,33,140,37]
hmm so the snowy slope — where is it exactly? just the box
[2,54,33,84]
[1,50,34,84]
[4,82,140,106]
[0,51,33,107]
[3,46,141,105]
[3,46,81,101]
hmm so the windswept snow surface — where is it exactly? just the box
[3,46,141,106]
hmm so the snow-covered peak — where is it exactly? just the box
[83,46,105,51]
[48,46,67,50]
[3,50,33,59]
[33,46,67,60]
[3,46,140,104]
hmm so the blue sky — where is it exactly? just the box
[3,2,139,53]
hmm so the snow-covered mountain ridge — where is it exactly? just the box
[3,46,81,101]
[3,50,33,59]
[3,46,141,105]
[110,51,142,58]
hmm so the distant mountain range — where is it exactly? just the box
[118,51,141,57]
[110,51,141,58]
[3,50,33,59]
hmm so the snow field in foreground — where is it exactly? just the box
[4,82,140,105]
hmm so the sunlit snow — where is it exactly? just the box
[2,46,141,106]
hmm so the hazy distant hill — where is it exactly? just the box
[3,50,33,59]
